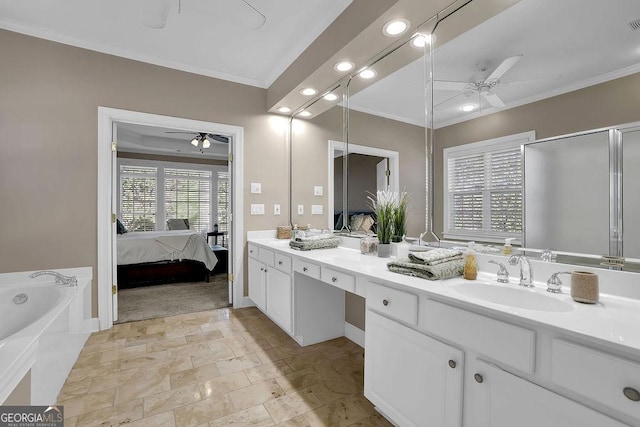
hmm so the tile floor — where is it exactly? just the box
[57,307,392,426]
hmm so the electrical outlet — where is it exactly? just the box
[312,205,323,215]
[250,204,265,215]
[297,205,304,215]
[250,183,262,194]
[314,186,323,196]
[274,204,281,215]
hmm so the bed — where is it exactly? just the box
[117,230,219,288]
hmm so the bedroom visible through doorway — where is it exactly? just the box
[113,122,232,323]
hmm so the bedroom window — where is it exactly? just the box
[217,171,230,233]
[120,165,157,231]
[164,168,212,233]
[443,131,535,243]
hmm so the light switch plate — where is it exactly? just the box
[314,186,323,196]
[250,204,265,215]
[297,205,304,215]
[250,183,262,194]
[274,204,281,215]
[312,205,323,215]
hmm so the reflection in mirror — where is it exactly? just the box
[622,127,640,260]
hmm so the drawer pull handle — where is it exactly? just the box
[474,373,484,384]
[382,299,389,306]
[303,267,308,272]
[623,387,640,402]
[332,277,338,282]
[250,250,254,254]
[448,360,457,369]
[260,267,264,272]
[278,261,283,265]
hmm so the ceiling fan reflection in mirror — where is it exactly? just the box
[435,55,524,110]
[166,131,230,149]
[141,0,266,30]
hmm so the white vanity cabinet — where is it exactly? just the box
[365,282,463,427]
[247,244,266,311]
[467,360,626,427]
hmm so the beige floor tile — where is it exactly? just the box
[100,343,147,363]
[146,336,188,352]
[57,377,92,402]
[192,344,236,368]
[229,338,274,357]
[170,363,222,389]
[228,379,285,411]
[127,410,176,427]
[114,374,171,405]
[199,371,251,399]
[263,389,324,424]
[143,382,202,417]
[166,342,211,359]
[65,361,116,384]
[58,388,116,418]
[299,395,373,427]
[75,398,143,427]
[346,412,394,426]
[208,404,275,427]
[80,338,127,356]
[186,329,225,343]
[283,351,331,372]
[88,368,143,394]
[244,360,293,384]
[216,352,263,375]
[113,349,168,371]
[305,382,353,405]
[73,351,105,369]
[63,416,78,427]
[173,394,235,427]
[144,355,193,379]
[125,331,168,347]
[274,368,325,394]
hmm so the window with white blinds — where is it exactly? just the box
[443,132,534,242]
[164,168,212,233]
[120,165,157,231]
[217,171,230,233]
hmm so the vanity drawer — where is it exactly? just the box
[321,267,355,293]
[419,298,535,374]
[367,282,418,326]
[551,339,640,420]
[248,243,259,259]
[258,247,275,266]
[293,259,320,279]
[274,253,292,274]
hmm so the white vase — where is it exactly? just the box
[377,243,392,258]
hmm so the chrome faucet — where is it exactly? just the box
[488,260,510,283]
[508,255,534,287]
[29,270,78,287]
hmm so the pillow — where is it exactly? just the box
[359,215,375,232]
[167,218,189,230]
[116,219,128,234]
[350,214,365,232]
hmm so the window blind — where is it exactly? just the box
[164,168,212,232]
[120,165,157,231]
[217,171,230,233]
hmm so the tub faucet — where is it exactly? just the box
[508,255,534,287]
[29,270,77,287]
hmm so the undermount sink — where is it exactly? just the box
[451,282,575,312]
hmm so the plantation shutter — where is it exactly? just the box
[217,171,230,233]
[164,168,212,232]
[120,165,157,231]
[489,148,522,233]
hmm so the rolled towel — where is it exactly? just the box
[289,237,340,251]
[407,248,463,266]
[387,258,464,280]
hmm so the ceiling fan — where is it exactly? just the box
[141,0,266,30]
[166,131,229,148]
[434,55,523,109]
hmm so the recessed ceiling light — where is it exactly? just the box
[383,19,410,37]
[300,88,317,96]
[359,69,376,79]
[411,33,432,48]
[323,93,339,101]
[334,61,355,72]
[298,110,312,117]
[277,106,292,113]
[460,104,476,112]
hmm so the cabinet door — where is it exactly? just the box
[266,267,292,333]
[469,360,626,427]
[364,310,463,427]
[248,258,266,310]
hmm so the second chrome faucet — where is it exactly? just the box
[508,255,534,287]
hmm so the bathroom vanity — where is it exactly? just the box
[248,234,640,426]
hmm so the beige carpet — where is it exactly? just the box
[116,275,230,323]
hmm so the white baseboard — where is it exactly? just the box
[344,322,365,348]
[86,318,100,333]
[234,296,256,309]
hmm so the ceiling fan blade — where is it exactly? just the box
[486,55,523,82]
[141,0,173,29]
[434,92,464,109]
[238,0,266,29]
[482,92,505,108]
[433,80,470,91]
[208,134,229,144]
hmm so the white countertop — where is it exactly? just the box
[249,238,640,357]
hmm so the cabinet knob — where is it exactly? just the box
[474,373,484,384]
[332,277,338,282]
[278,261,283,265]
[260,267,264,272]
[303,267,308,272]
[623,387,640,402]
[382,299,389,306]
[250,250,254,254]
[448,360,457,369]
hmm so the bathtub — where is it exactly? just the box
[0,267,96,405]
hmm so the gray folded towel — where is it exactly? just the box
[289,237,340,251]
[407,248,463,266]
[387,258,464,280]
[295,233,335,242]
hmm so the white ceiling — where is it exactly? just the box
[348,0,640,128]
[0,0,352,88]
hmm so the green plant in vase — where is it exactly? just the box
[367,190,396,257]
[392,190,409,243]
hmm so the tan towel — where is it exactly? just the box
[387,258,464,280]
[407,248,463,265]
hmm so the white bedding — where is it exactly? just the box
[117,230,218,270]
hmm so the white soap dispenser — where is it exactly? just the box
[502,238,514,256]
